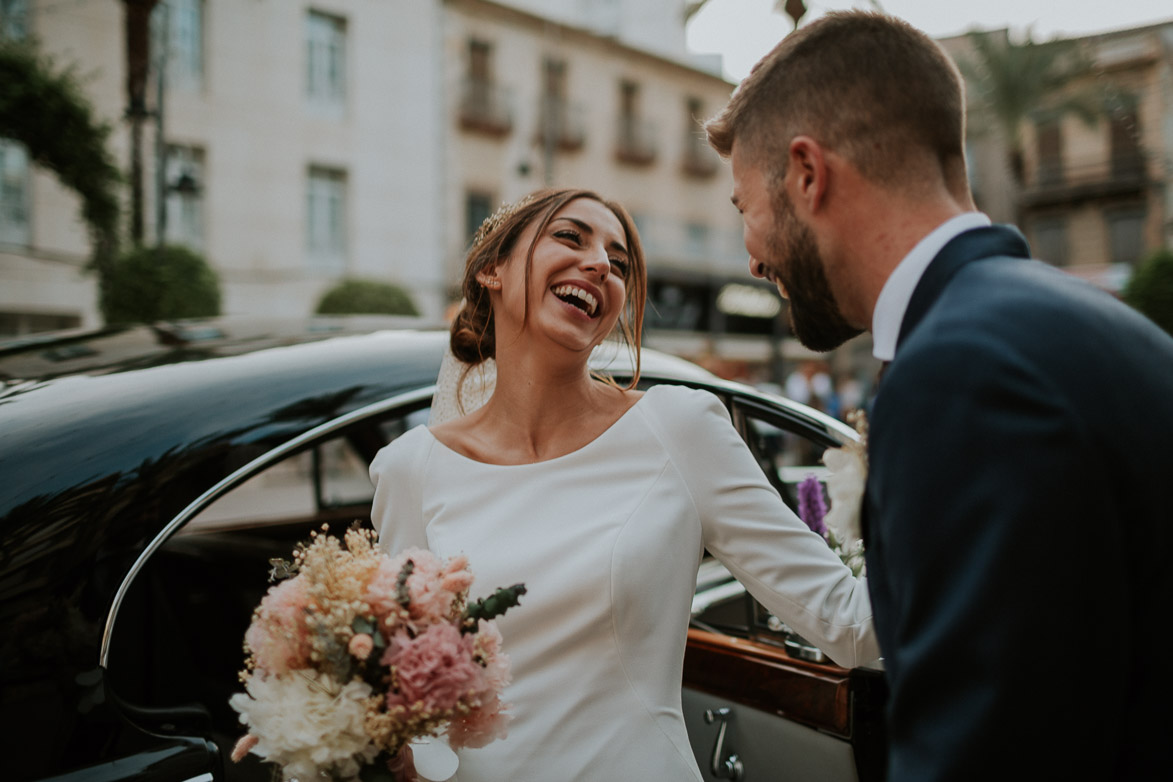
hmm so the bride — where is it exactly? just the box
[370,188,879,781]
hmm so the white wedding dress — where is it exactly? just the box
[370,383,879,781]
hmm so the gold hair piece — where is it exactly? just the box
[471,193,540,249]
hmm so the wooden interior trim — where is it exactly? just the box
[684,628,853,737]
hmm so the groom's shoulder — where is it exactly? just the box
[932,255,1141,342]
[895,253,1173,391]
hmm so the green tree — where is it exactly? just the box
[316,279,419,317]
[102,245,221,324]
[0,38,121,296]
[960,29,1100,184]
[1123,248,1173,337]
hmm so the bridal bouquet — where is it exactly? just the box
[798,410,868,577]
[229,525,526,782]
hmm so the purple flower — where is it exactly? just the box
[797,474,828,537]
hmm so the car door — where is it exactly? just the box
[682,389,886,782]
[100,380,885,782]
[99,388,434,782]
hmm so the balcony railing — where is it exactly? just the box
[615,116,658,166]
[1022,152,1149,209]
[536,96,586,152]
[681,133,719,178]
[458,79,513,136]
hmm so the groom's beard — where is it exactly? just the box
[770,191,862,352]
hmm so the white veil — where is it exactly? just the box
[428,347,497,426]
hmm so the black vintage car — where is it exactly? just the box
[0,317,884,782]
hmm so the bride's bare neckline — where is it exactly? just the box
[427,387,648,466]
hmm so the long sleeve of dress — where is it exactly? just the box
[642,386,880,668]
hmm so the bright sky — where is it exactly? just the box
[686,0,1173,82]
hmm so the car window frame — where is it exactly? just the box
[99,377,859,669]
[99,385,436,669]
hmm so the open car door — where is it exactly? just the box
[683,392,887,782]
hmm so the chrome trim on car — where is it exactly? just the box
[99,386,437,669]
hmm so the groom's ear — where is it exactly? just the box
[788,135,829,215]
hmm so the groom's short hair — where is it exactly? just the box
[706,11,968,198]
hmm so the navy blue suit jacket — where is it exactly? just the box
[864,225,1173,780]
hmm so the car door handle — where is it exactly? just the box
[703,707,744,781]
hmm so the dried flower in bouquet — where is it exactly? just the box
[229,524,525,781]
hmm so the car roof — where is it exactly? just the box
[0,317,726,519]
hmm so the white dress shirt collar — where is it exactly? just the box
[871,212,992,361]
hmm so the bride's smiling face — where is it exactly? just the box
[482,197,632,354]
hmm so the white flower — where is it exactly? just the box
[230,671,378,781]
[822,442,867,546]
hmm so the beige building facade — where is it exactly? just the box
[1019,22,1173,285]
[443,0,779,365]
[3,0,772,357]
[4,0,447,334]
[1,0,124,334]
[945,21,1173,291]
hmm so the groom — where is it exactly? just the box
[707,11,1173,781]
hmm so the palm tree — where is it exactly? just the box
[959,29,1100,185]
[685,1,813,29]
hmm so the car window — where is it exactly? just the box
[741,415,832,517]
[184,407,429,533]
[105,403,429,781]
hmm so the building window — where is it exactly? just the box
[460,39,511,135]
[306,10,346,111]
[543,57,567,103]
[537,58,583,152]
[0,138,30,247]
[1109,106,1143,179]
[1030,216,1068,265]
[0,311,82,337]
[307,167,347,272]
[469,39,491,84]
[166,0,204,90]
[681,96,717,178]
[1034,119,1063,186]
[0,0,28,41]
[164,145,204,250]
[1106,207,1146,266]
[615,80,656,165]
[465,191,493,246]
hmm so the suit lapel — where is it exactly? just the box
[864,226,1029,549]
[898,225,1031,350]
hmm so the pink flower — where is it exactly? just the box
[383,623,485,714]
[447,692,510,749]
[471,620,511,690]
[441,554,475,594]
[245,574,312,675]
[349,633,375,661]
[231,733,259,763]
[367,548,458,624]
[441,570,474,594]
